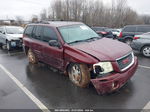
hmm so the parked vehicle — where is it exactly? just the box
[131,32,150,57]
[111,29,122,37]
[0,26,24,50]
[23,21,138,94]
[91,27,114,39]
[118,25,150,45]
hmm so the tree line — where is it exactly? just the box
[37,0,150,28]
[1,0,150,28]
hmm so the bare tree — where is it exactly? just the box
[31,15,39,23]
[46,0,145,28]
[15,16,24,25]
[40,9,47,21]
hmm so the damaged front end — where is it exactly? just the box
[90,53,138,95]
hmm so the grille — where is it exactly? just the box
[117,52,134,71]
[12,39,22,46]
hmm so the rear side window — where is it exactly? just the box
[123,26,136,32]
[137,26,150,32]
[32,26,43,40]
[42,27,58,42]
[24,26,34,37]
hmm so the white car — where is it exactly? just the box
[0,26,24,50]
[111,29,122,37]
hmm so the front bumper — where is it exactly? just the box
[10,40,23,47]
[91,57,138,95]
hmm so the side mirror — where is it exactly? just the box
[48,40,61,48]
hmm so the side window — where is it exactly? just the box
[137,26,150,32]
[123,26,136,32]
[32,26,43,40]
[24,26,34,38]
[42,27,58,42]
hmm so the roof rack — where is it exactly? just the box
[32,19,65,24]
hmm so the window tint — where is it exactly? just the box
[123,26,136,32]
[42,27,58,42]
[32,26,43,40]
[24,26,34,37]
[137,26,150,32]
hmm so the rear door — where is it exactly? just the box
[41,26,64,70]
[31,25,44,60]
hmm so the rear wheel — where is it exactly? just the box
[68,63,90,88]
[125,38,132,45]
[27,49,38,64]
[142,46,150,57]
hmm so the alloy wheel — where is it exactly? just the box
[142,46,150,57]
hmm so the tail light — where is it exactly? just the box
[119,32,123,38]
[133,37,140,40]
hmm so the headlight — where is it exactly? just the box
[93,62,113,74]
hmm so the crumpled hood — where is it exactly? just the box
[6,34,23,41]
[72,38,132,61]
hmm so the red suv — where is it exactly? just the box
[23,21,138,94]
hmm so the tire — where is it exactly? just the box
[27,49,38,64]
[124,38,132,45]
[6,41,11,51]
[68,63,90,88]
[141,46,150,57]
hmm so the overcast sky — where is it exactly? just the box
[0,0,150,20]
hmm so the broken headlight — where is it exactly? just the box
[93,62,113,74]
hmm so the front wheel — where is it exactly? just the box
[142,46,150,57]
[68,63,90,88]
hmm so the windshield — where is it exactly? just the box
[6,27,24,34]
[59,25,100,44]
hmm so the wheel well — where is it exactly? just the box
[140,45,150,52]
[65,62,93,75]
[125,37,133,41]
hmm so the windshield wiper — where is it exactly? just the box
[85,37,101,41]
[68,40,86,44]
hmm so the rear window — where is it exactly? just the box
[123,26,136,32]
[137,26,150,32]
[24,25,34,37]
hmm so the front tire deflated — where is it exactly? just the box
[68,63,91,88]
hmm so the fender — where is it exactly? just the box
[63,44,99,70]
[123,36,133,40]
